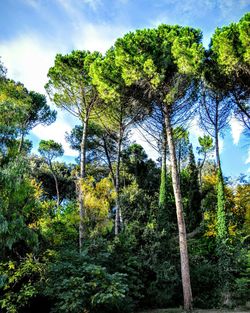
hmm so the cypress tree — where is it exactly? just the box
[186,144,201,232]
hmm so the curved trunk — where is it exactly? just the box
[79,116,89,251]
[164,108,193,312]
[50,166,60,208]
[115,130,123,235]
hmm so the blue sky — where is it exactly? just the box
[0,0,249,178]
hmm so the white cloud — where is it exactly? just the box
[72,23,127,53]
[130,128,159,161]
[218,137,224,153]
[0,34,64,93]
[230,116,244,145]
[189,116,205,138]
[0,12,128,157]
[56,0,128,53]
[32,112,78,157]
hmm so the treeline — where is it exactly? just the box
[0,13,249,313]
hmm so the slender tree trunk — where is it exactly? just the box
[215,128,221,171]
[18,131,25,154]
[159,129,167,207]
[115,129,123,235]
[158,126,168,231]
[164,108,193,312]
[79,115,89,252]
[198,152,206,191]
[49,162,60,208]
[103,136,115,186]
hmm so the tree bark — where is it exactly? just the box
[164,108,193,312]
[102,136,115,186]
[214,99,222,171]
[49,162,60,208]
[18,131,25,154]
[115,129,123,235]
[159,125,167,208]
[79,115,89,252]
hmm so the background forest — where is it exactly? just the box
[0,12,249,313]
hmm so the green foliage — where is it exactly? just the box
[211,13,250,75]
[38,140,64,163]
[114,25,204,92]
[66,121,117,165]
[0,254,45,313]
[0,158,41,256]
[44,250,128,313]
[189,239,220,308]
[0,15,249,313]
[234,247,250,305]
[45,50,101,118]
[184,145,201,232]
[30,157,76,202]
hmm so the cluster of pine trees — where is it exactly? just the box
[0,13,249,313]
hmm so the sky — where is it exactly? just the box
[0,0,249,178]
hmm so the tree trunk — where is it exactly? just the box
[215,127,222,172]
[159,129,167,208]
[214,98,222,171]
[103,136,115,186]
[198,152,206,190]
[18,131,25,154]
[164,108,193,312]
[49,162,60,208]
[79,116,89,252]
[115,129,123,235]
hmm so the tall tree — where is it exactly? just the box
[210,13,250,131]
[185,144,201,232]
[173,127,190,174]
[45,50,101,250]
[66,121,117,178]
[197,135,214,188]
[18,91,56,153]
[91,48,149,235]
[38,139,64,208]
[113,25,204,311]
[200,58,231,247]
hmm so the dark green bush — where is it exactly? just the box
[44,250,129,313]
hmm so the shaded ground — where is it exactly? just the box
[138,309,250,313]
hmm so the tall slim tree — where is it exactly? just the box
[113,25,204,311]
[91,48,149,235]
[18,91,56,153]
[66,122,117,179]
[199,60,231,244]
[197,135,214,188]
[38,139,64,208]
[45,50,102,250]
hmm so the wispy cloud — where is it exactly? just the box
[56,0,128,53]
[230,116,244,145]
[32,111,78,157]
[22,0,41,10]
[131,128,159,161]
